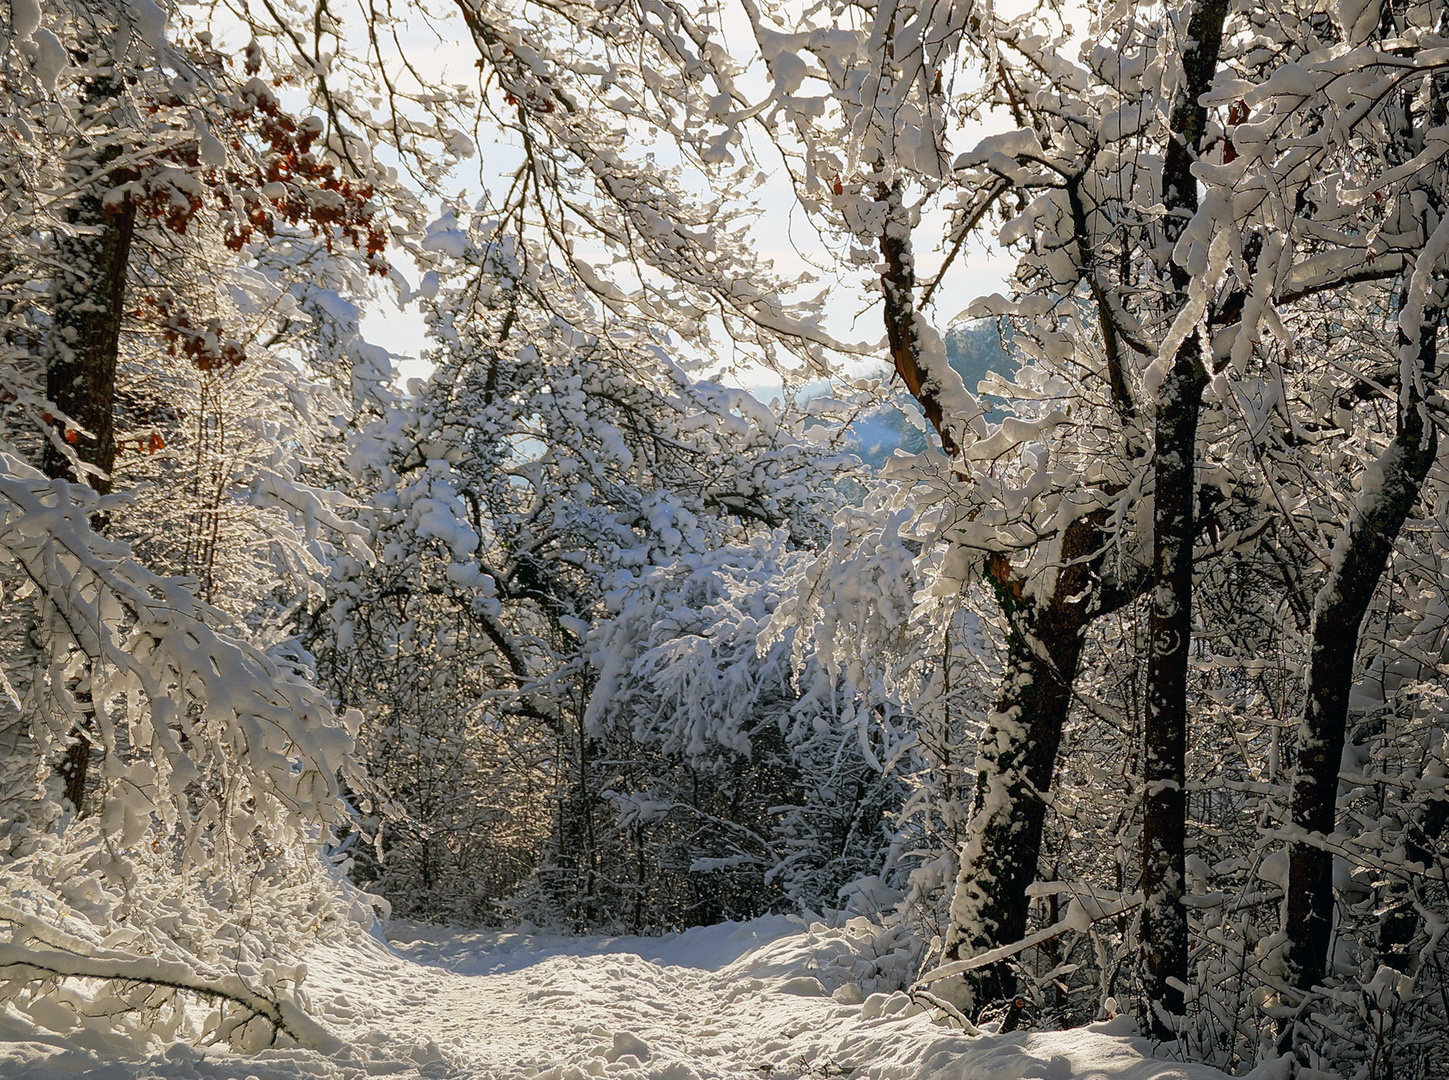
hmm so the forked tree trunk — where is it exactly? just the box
[942,517,1127,1010]
[877,185,1145,1011]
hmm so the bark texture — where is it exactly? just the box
[876,185,1145,1011]
[43,72,136,813]
[1140,0,1229,1038]
[1280,315,1439,1015]
[943,517,1126,1010]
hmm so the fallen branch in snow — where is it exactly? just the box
[915,892,1144,986]
[0,938,341,1051]
[907,987,984,1035]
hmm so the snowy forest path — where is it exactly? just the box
[287,918,1258,1080]
[305,917,837,1080]
[0,916,1269,1079]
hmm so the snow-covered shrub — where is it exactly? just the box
[0,457,370,1048]
[0,821,370,1053]
[566,535,906,930]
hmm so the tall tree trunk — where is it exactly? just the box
[1280,50,1448,1033]
[943,528,1101,1010]
[42,71,136,814]
[1140,0,1228,1038]
[1280,312,1439,1024]
[878,182,1142,1012]
[1140,342,1203,1037]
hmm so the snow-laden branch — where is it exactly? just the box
[0,942,339,1049]
[0,451,357,848]
[919,891,1144,984]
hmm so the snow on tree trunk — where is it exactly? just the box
[1141,346,1201,1038]
[878,180,966,457]
[878,183,1138,1012]
[943,548,1085,1010]
[1280,312,1440,1026]
[1140,0,1228,1039]
[41,68,137,814]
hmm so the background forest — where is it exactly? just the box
[1,0,1447,1076]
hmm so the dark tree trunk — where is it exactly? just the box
[1139,0,1228,1038]
[944,553,1084,1008]
[43,72,133,495]
[1279,53,1447,1031]
[1140,341,1203,1037]
[1280,314,1438,1021]
[43,190,133,496]
[876,183,1055,1004]
[43,72,136,815]
[878,181,1146,1011]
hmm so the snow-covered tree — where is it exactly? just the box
[434,0,1449,1061]
[0,0,441,1048]
[314,206,875,928]
[2,0,1447,1072]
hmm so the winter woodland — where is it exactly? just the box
[1,0,1447,1076]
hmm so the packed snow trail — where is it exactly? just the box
[0,916,1289,1080]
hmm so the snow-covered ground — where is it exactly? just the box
[0,916,1287,1080]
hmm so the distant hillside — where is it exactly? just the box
[943,320,1012,405]
[847,320,1014,468]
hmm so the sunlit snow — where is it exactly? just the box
[0,917,1288,1080]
